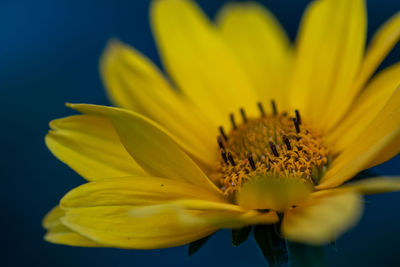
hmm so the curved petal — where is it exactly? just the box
[128,200,278,229]
[150,0,258,127]
[68,104,221,195]
[60,205,211,249]
[45,115,146,181]
[289,0,366,129]
[45,224,102,247]
[318,88,400,189]
[60,176,226,208]
[216,2,292,108]
[327,62,400,152]
[282,190,363,245]
[43,206,101,247]
[352,12,400,97]
[61,200,277,249]
[341,176,400,195]
[100,40,217,167]
[43,206,65,230]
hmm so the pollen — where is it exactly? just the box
[217,102,331,196]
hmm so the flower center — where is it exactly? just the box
[216,101,331,197]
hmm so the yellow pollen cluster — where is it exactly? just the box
[217,110,330,196]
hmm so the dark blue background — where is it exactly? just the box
[1,0,400,266]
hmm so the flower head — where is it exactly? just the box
[44,0,400,259]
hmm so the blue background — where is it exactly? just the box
[1,0,400,266]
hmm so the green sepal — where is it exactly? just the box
[254,225,288,267]
[231,226,252,247]
[188,234,214,257]
[287,242,327,267]
[330,239,338,252]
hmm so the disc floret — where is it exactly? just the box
[217,102,330,196]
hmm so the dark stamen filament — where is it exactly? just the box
[221,149,228,164]
[240,108,247,123]
[271,100,277,116]
[283,135,292,150]
[247,153,256,170]
[227,152,236,166]
[269,142,279,157]
[219,126,228,141]
[230,113,237,130]
[217,136,225,150]
[295,109,302,125]
[257,102,265,117]
[292,118,300,134]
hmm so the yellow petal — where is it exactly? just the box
[43,206,65,230]
[150,0,258,127]
[61,176,225,208]
[289,0,366,129]
[216,2,292,108]
[45,115,145,181]
[43,206,101,247]
[352,12,400,97]
[328,62,400,153]
[45,224,102,247]
[61,205,215,249]
[60,173,275,230]
[61,200,277,249]
[341,177,400,195]
[129,200,278,229]
[318,88,400,189]
[100,40,217,167]
[68,104,221,195]
[237,176,313,212]
[282,190,363,245]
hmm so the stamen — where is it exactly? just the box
[283,135,292,150]
[221,149,228,164]
[230,113,237,130]
[217,136,225,150]
[219,126,228,141]
[257,102,265,117]
[227,152,236,166]
[240,108,247,123]
[269,142,279,157]
[271,100,277,115]
[295,109,302,125]
[217,102,330,196]
[292,118,300,133]
[247,153,256,170]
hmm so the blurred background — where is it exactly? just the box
[1,0,400,266]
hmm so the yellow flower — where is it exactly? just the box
[43,0,400,251]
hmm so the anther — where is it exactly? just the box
[257,102,265,117]
[295,109,302,125]
[227,152,236,166]
[221,149,228,164]
[240,108,247,123]
[219,126,228,141]
[283,135,292,150]
[247,153,256,170]
[271,100,277,115]
[269,142,279,157]
[230,113,237,130]
[292,118,300,133]
[217,136,225,150]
